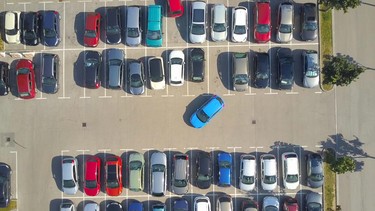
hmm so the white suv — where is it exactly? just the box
[260,154,277,191]
[169,50,185,86]
[231,6,248,42]
[282,152,300,189]
[190,1,207,43]
[62,157,79,195]
[239,154,256,192]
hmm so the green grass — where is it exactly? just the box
[324,150,336,211]
[0,200,17,211]
[319,8,334,91]
[0,37,4,51]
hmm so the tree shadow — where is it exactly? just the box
[320,134,372,172]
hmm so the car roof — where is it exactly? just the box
[106,7,119,26]
[304,3,317,20]
[202,96,224,117]
[148,5,162,22]
[174,156,188,179]
[242,157,256,176]
[213,4,226,24]
[280,3,293,25]
[23,12,37,29]
[284,153,299,174]
[42,11,57,28]
[85,159,98,180]
[86,12,99,30]
[234,7,247,25]
[262,155,276,175]
[149,57,164,79]
[42,54,56,77]
[257,2,270,24]
[62,158,76,180]
[233,53,248,75]
[192,1,206,23]
[127,7,140,28]
[168,0,183,12]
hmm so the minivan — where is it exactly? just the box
[126,6,142,46]
[146,5,163,47]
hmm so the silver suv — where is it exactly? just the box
[150,152,167,196]
[171,154,189,194]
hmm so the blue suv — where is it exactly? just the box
[190,95,224,128]
[218,152,232,187]
[39,10,61,46]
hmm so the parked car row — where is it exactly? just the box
[60,192,322,211]
[61,151,324,197]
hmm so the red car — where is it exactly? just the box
[84,156,101,196]
[84,12,101,47]
[254,0,271,43]
[16,59,36,99]
[105,156,122,196]
[283,197,299,211]
[167,0,184,17]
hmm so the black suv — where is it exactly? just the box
[21,12,39,46]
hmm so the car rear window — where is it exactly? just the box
[193,9,204,22]
[150,59,163,82]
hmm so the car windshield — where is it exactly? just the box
[279,24,292,33]
[192,54,203,61]
[174,179,187,187]
[264,175,276,184]
[219,161,231,168]
[106,25,120,34]
[42,77,55,85]
[213,23,226,32]
[130,161,142,170]
[147,30,161,40]
[307,202,322,211]
[6,29,18,35]
[256,24,270,33]
[265,205,278,211]
[85,180,97,189]
[281,79,293,85]
[234,74,248,85]
[306,69,318,77]
[127,28,139,38]
[107,165,119,188]
[171,58,183,65]
[196,109,209,123]
[17,68,29,74]
[304,22,317,31]
[191,24,205,35]
[310,173,323,181]
[44,28,57,38]
[84,30,97,38]
[197,174,210,181]
[256,72,269,80]
[63,179,76,188]
[107,180,119,188]
[85,58,98,67]
[24,31,37,39]
[109,59,122,66]
[234,25,246,34]
[286,174,299,183]
[130,74,143,88]
[242,175,255,185]
[152,164,165,172]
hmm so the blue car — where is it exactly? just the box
[173,198,188,211]
[218,152,232,187]
[128,200,143,211]
[190,95,224,128]
[39,10,61,46]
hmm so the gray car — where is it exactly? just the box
[106,49,124,89]
[300,3,318,41]
[126,6,142,46]
[302,50,319,88]
[171,154,189,195]
[129,152,145,192]
[232,52,249,92]
[211,4,228,42]
[217,195,233,211]
[262,196,279,211]
[150,152,167,196]
[276,2,294,43]
[128,60,145,95]
[306,192,322,211]
[60,202,75,211]
[306,153,324,188]
[62,157,79,195]
[41,53,59,94]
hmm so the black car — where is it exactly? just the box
[105,7,121,44]
[190,48,205,82]
[253,52,270,89]
[106,201,122,211]
[84,51,102,89]
[21,12,39,46]
[196,152,212,189]
[0,62,10,96]
[39,10,61,46]
[300,3,318,41]
[277,48,294,90]
[41,53,59,94]
[0,163,11,208]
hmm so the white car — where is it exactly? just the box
[190,1,207,43]
[148,57,165,90]
[282,152,300,189]
[211,4,227,42]
[194,196,211,211]
[83,202,99,211]
[260,154,277,191]
[62,157,79,195]
[169,50,185,86]
[231,6,248,42]
[239,154,256,192]
[4,11,21,44]
[60,202,75,211]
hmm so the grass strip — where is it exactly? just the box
[324,149,337,211]
[0,200,17,211]
[319,7,334,91]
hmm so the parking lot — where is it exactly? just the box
[0,0,336,210]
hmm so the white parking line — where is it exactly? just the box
[98,96,112,98]
[315,144,323,148]
[286,91,299,95]
[39,1,52,3]
[315,91,322,94]
[97,149,111,152]
[6,2,14,5]
[265,92,278,95]
[10,151,18,200]
[141,148,154,151]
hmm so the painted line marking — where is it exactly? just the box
[223,94,235,96]
[161,95,174,97]
[120,95,133,98]
[315,145,323,148]
[7,3,15,5]
[164,148,177,150]
[79,96,91,99]
[76,149,90,152]
[227,146,242,149]
[61,150,70,153]
[182,94,195,97]
[142,148,154,151]
[315,91,322,94]
[140,95,152,98]
[286,92,299,95]
[265,92,278,95]
[120,149,134,151]
[39,1,52,3]
[245,93,256,96]
[301,145,308,148]
[18,2,31,4]
[184,147,198,150]
[58,97,71,99]
[98,96,112,98]
[36,97,47,100]
[97,149,111,152]
[10,151,18,199]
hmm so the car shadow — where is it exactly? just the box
[51,155,69,192]
[32,53,43,92]
[74,12,86,46]
[292,49,304,87]
[50,199,69,211]
[164,150,181,193]
[8,60,20,98]
[293,3,304,42]
[268,47,280,90]
[0,12,7,42]
[76,154,86,193]
[95,7,107,44]
[182,93,215,127]
[73,51,86,88]
[217,52,232,90]
[174,1,190,43]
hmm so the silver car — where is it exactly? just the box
[126,6,142,46]
[211,4,227,42]
[129,152,145,192]
[128,60,145,95]
[232,52,249,92]
[216,195,233,211]
[306,153,324,188]
[83,202,99,211]
[263,196,279,211]
[302,50,320,88]
[306,192,322,211]
[60,202,75,211]
[106,49,124,89]
[62,157,79,195]
[150,152,167,196]
[171,154,189,195]
[190,1,207,43]
[276,2,294,43]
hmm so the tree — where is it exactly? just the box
[319,0,361,13]
[330,156,356,174]
[323,54,365,86]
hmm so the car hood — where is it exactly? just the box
[130,86,144,95]
[106,32,121,44]
[63,186,78,195]
[197,179,211,189]
[240,182,255,192]
[0,83,9,96]
[263,197,279,209]
[84,203,99,211]
[232,33,247,42]
[219,168,230,184]
[190,113,205,128]
[6,33,20,44]
[277,32,292,43]
[255,31,270,42]
[303,75,319,88]
[24,36,38,46]
[150,80,165,90]
[126,36,141,46]
[190,33,206,43]
[211,30,227,42]
[107,185,122,196]
[43,36,59,46]
[301,30,317,41]
[254,78,269,88]
[84,36,99,47]
[42,81,58,94]
[308,178,323,188]
[172,185,188,195]
[261,181,277,191]
[234,83,248,92]
[84,186,100,196]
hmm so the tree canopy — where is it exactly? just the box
[319,0,361,13]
